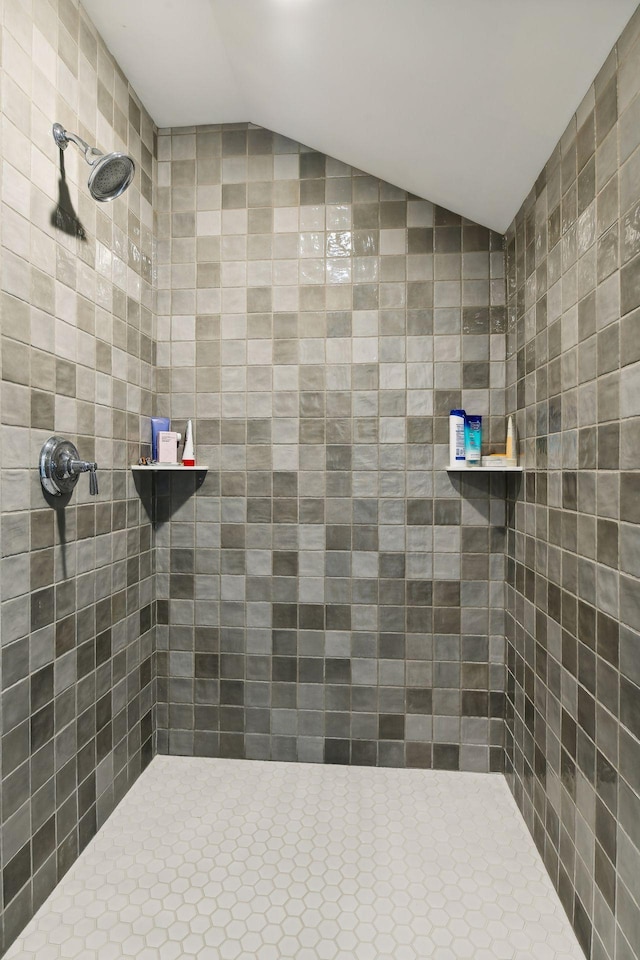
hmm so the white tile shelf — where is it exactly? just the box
[447,465,523,472]
[130,464,208,471]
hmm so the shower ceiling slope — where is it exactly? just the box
[83,0,638,232]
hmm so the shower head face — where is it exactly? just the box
[88,152,135,201]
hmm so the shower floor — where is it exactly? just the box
[8,756,584,960]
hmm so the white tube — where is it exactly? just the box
[182,419,195,466]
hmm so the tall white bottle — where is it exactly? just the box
[449,409,466,467]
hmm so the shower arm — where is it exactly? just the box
[53,123,103,165]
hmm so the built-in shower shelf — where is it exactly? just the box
[447,466,523,473]
[130,464,209,472]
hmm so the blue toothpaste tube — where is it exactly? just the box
[465,415,482,466]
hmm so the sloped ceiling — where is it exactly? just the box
[83,0,638,232]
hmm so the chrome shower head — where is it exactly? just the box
[53,122,135,201]
[87,152,135,201]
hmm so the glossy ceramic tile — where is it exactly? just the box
[505,10,640,959]
[8,756,584,960]
[0,0,156,950]
[155,123,508,773]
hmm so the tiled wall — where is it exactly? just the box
[155,123,508,772]
[505,8,640,960]
[0,0,155,950]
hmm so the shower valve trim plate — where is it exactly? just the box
[40,436,99,497]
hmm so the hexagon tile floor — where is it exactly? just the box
[7,756,585,960]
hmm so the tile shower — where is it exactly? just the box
[0,3,637,960]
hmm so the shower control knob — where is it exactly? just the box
[89,464,99,496]
[39,436,99,498]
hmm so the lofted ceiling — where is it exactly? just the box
[83,0,638,232]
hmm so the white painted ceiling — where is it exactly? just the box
[83,0,638,232]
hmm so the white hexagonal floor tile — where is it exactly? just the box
[6,757,585,960]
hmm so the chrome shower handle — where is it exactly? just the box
[67,458,99,495]
[40,436,99,498]
[67,457,98,474]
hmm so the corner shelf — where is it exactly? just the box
[447,466,522,473]
[130,464,209,472]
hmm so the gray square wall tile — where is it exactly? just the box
[157,115,507,786]
[504,10,640,960]
[0,1,155,953]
